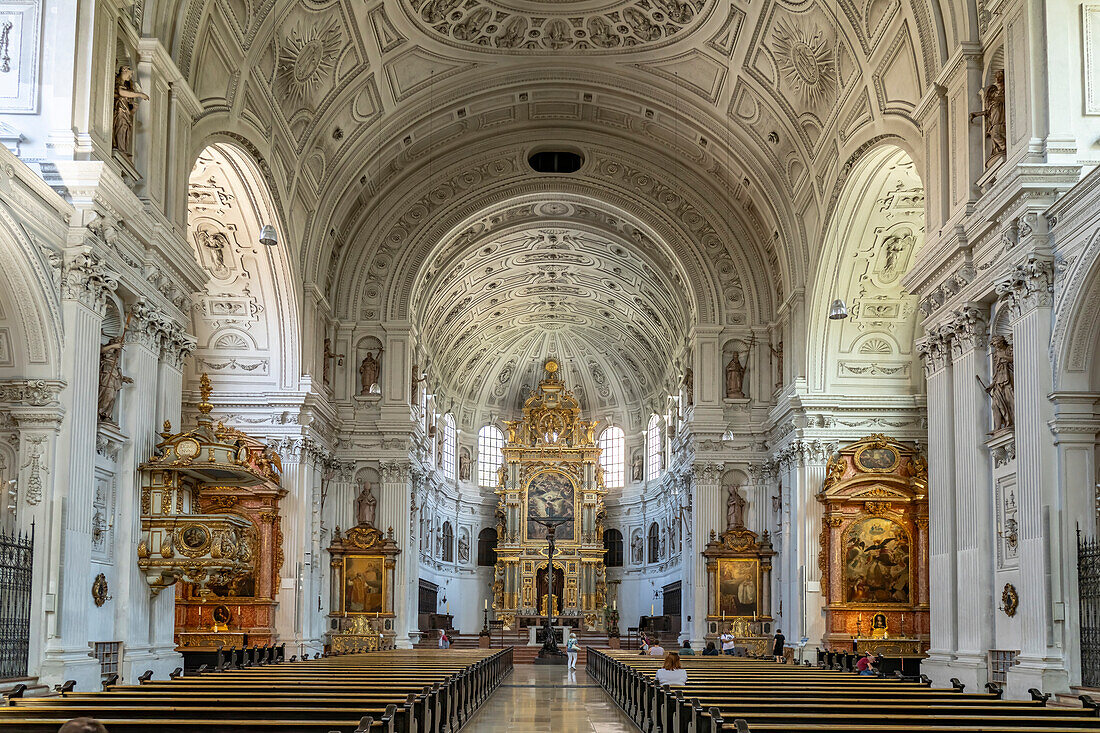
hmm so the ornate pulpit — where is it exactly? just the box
[492,360,608,631]
[818,434,929,655]
[327,523,401,651]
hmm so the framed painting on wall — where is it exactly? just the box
[525,470,576,542]
[342,555,386,614]
[843,517,911,604]
[715,557,760,617]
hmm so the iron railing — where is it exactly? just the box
[0,523,33,679]
[1079,529,1100,687]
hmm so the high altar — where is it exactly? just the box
[819,434,930,655]
[492,360,608,631]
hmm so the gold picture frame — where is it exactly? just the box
[523,469,577,543]
[341,555,386,615]
[854,444,900,473]
[714,557,761,617]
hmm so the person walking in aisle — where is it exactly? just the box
[566,632,579,669]
[772,628,785,663]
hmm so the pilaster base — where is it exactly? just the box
[948,653,990,691]
[1005,656,1070,700]
[38,649,103,693]
[919,653,956,688]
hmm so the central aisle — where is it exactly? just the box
[465,660,636,732]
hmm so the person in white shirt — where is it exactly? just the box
[655,652,688,687]
[566,633,579,669]
[720,632,735,655]
[648,643,665,656]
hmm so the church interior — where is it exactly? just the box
[1,0,1100,729]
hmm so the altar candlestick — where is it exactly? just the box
[650,604,654,616]
[485,599,488,610]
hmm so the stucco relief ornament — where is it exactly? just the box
[771,21,836,108]
[276,19,342,104]
[112,65,148,158]
[407,0,710,53]
[20,436,48,506]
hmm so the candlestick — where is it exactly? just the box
[484,599,488,610]
[650,604,654,616]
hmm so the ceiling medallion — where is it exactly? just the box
[771,20,836,107]
[277,19,343,103]
[407,0,714,53]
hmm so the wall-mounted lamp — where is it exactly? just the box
[828,298,849,320]
[259,224,278,247]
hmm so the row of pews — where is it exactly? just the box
[0,648,512,733]
[587,648,1100,733]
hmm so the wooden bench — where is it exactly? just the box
[1,648,512,733]
[586,648,1099,733]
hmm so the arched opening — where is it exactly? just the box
[598,426,625,490]
[477,528,498,567]
[477,425,505,489]
[603,528,624,568]
[441,522,455,564]
[647,522,660,564]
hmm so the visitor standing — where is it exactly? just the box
[772,628,785,663]
[566,632,579,669]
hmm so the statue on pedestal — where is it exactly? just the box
[355,481,378,527]
[322,338,344,386]
[358,349,382,394]
[631,453,643,482]
[630,532,644,564]
[726,484,746,530]
[985,335,1015,431]
[98,336,132,422]
[112,65,149,158]
[725,351,746,399]
[684,368,694,405]
[459,449,471,481]
[969,70,1006,166]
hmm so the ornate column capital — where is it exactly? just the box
[774,439,836,468]
[943,305,988,358]
[0,379,65,406]
[915,328,951,377]
[994,253,1054,318]
[54,249,118,314]
[690,461,722,485]
[160,324,197,371]
[127,298,179,351]
[380,460,414,484]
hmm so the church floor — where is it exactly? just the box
[464,662,636,732]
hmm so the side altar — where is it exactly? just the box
[492,360,608,631]
[326,522,401,652]
[702,522,777,655]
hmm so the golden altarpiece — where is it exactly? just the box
[819,434,930,656]
[138,374,286,651]
[326,523,401,652]
[702,524,776,655]
[492,360,608,631]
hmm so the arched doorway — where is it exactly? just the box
[535,565,566,617]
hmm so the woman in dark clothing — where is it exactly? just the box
[772,629,785,662]
[702,641,719,656]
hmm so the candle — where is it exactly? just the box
[613,600,617,610]
[447,602,450,614]
[650,604,654,616]
[484,599,488,610]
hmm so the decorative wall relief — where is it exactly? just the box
[0,0,41,112]
[770,20,836,108]
[405,0,714,53]
[19,434,44,505]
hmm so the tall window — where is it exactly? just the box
[646,414,662,482]
[442,414,457,481]
[647,522,660,563]
[442,521,454,563]
[477,528,498,566]
[478,425,505,488]
[598,426,625,489]
[603,528,624,567]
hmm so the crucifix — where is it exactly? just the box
[530,515,569,664]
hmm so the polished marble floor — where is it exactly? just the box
[466,663,637,732]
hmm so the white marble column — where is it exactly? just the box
[684,462,721,645]
[917,327,957,686]
[945,306,995,687]
[276,437,325,657]
[39,251,116,690]
[792,441,832,646]
[380,461,416,647]
[998,255,1069,697]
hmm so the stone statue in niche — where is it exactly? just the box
[112,64,149,158]
[725,351,747,399]
[355,481,378,527]
[770,341,784,390]
[358,349,383,395]
[411,364,422,405]
[631,452,643,482]
[631,532,644,564]
[322,338,344,386]
[684,368,694,405]
[458,449,471,481]
[969,70,1006,166]
[98,336,133,422]
[726,484,747,530]
[985,335,1015,431]
[458,532,470,564]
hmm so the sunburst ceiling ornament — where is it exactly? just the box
[277,19,343,104]
[771,20,836,108]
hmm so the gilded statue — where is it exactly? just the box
[98,335,132,422]
[726,484,746,530]
[985,335,1015,431]
[112,65,149,158]
[969,70,1006,166]
[725,351,746,399]
[358,348,383,394]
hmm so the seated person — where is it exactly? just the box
[648,641,665,656]
[680,639,695,656]
[702,641,719,656]
[856,652,876,675]
[639,633,650,655]
[655,652,688,687]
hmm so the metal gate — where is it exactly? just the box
[0,524,32,679]
[1080,529,1100,687]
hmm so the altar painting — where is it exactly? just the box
[525,471,575,542]
[716,558,759,617]
[844,517,910,604]
[343,555,385,614]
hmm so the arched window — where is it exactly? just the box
[477,425,505,488]
[646,414,662,482]
[442,521,454,563]
[442,414,457,482]
[603,528,624,567]
[477,528,498,566]
[598,426,625,489]
[647,522,660,563]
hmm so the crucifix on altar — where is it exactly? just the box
[530,515,569,664]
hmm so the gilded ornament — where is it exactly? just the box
[92,573,110,607]
[1001,583,1019,616]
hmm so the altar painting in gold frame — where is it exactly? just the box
[524,470,576,542]
[843,517,911,604]
[715,557,760,617]
[341,555,386,614]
